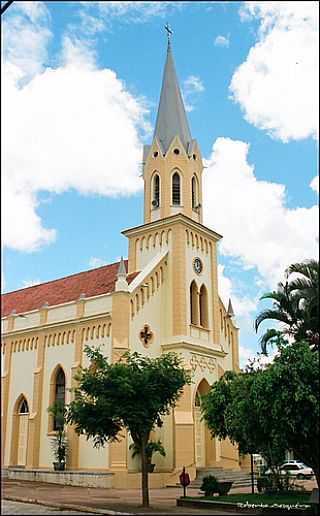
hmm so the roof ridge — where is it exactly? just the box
[2,259,128,297]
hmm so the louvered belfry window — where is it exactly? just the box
[172,172,181,205]
[19,399,29,414]
[192,176,197,208]
[153,174,160,207]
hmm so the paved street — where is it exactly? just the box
[3,478,316,515]
[2,500,96,515]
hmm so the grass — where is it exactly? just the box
[186,492,311,506]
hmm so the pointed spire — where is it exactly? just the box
[117,256,126,277]
[153,40,192,154]
[227,299,235,318]
[115,257,128,292]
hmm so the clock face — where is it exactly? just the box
[193,257,203,274]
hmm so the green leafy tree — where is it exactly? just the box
[67,347,191,507]
[255,259,319,353]
[201,342,319,488]
[201,369,286,468]
[257,341,319,488]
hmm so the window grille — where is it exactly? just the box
[153,174,160,207]
[192,176,197,208]
[172,172,181,205]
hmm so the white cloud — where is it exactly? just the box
[78,11,106,36]
[2,1,52,82]
[218,264,257,318]
[12,1,50,24]
[310,176,319,194]
[182,75,205,112]
[231,1,319,142]
[2,13,149,252]
[22,279,41,288]
[88,257,107,268]
[80,1,183,24]
[203,137,319,287]
[60,35,97,67]
[214,35,230,47]
[184,75,205,94]
[239,343,278,369]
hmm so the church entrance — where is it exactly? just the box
[194,379,216,468]
[17,399,29,466]
[194,395,205,467]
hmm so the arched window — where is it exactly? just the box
[172,172,181,205]
[190,281,199,325]
[19,398,29,414]
[152,174,160,208]
[199,285,208,328]
[54,368,65,430]
[192,176,197,209]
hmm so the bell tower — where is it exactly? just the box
[143,39,203,225]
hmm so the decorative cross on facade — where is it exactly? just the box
[139,324,153,346]
[164,22,173,46]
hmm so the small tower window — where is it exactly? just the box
[172,172,181,205]
[173,148,180,155]
[152,174,160,208]
[153,151,158,158]
[19,399,29,414]
[192,176,197,209]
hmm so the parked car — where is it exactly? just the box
[265,461,314,479]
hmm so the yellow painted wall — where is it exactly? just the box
[47,304,76,324]
[4,349,37,465]
[39,344,74,467]
[13,312,40,331]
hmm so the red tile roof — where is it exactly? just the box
[1,260,139,317]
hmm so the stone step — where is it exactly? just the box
[191,468,254,489]
[191,479,253,487]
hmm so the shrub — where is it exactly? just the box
[200,475,219,497]
[217,481,233,496]
[257,473,301,494]
[257,476,271,493]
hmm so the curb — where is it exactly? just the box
[3,496,133,515]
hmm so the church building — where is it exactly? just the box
[1,39,245,488]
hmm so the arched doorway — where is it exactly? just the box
[17,397,29,466]
[194,392,205,467]
[194,379,215,468]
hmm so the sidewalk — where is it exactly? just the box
[2,479,252,515]
[2,478,316,515]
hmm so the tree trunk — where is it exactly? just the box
[140,435,149,507]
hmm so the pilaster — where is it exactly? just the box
[68,325,84,469]
[173,384,194,469]
[109,292,130,472]
[1,340,13,465]
[26,331,45,467]
[210,242,220,345]
[172,224,187,336]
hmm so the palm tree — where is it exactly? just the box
[255,260,319,353]
[286,260,319,343]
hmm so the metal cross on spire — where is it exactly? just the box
[164,22,173,47]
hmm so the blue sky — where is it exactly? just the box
[2,1,319,366]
